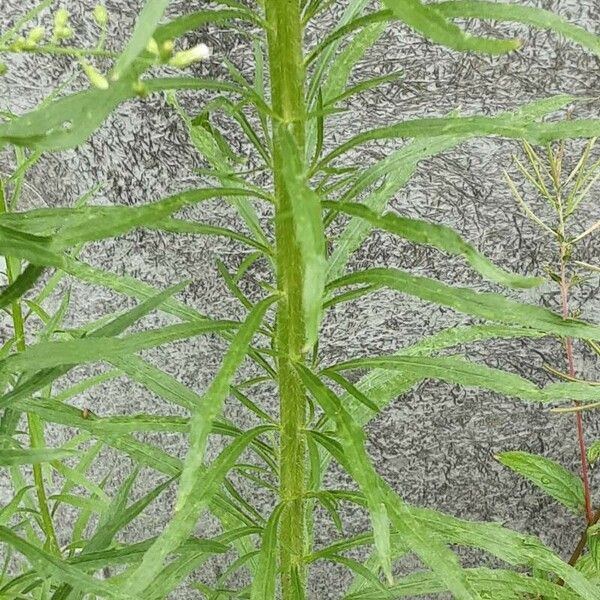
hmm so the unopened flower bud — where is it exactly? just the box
[159,39,174,61]
[168,43,211,68]
[27,26,45,46]
[146,37,159,55]
[54,8,70,29]
[81,61,109,90]
[93,4,108,27]
[132,80,149,97]
[53,8,72,41]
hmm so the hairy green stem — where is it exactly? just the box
[265,0,308,594]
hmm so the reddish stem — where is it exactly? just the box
[559,256,594,524]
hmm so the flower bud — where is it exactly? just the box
[0,63,7,76]
[93,4,108,27]
[159,39,175,61]
[54,8,70,28]
[53,8,72,41]
[27,26,45,46]
[132,80,149,97]
[168,43,211,68]
[81,61,109,90]
[146,37,159,56]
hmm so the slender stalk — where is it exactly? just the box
[0,179,59,555]
[264,0,308,594]
[559,244,594,524]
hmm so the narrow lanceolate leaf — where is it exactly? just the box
[328,268,600,341]
[0,76,139,151]
[0,187,255,246]
[298,367,480,599]
[434,1,600,58]
[0,281,192,408]
[0,78,246,153]
[153,9,261,43]
[0,225,63,266]
[111,0,171,80]
[250,503,285,600]
[0,448,75,466]
[279,126,327,350]
[122,426,274,597]
[327,355,600,404]
[324,202,542,288]
[176,296,275,509]
[496,451,586,515]
[122,297,275,596]
[327,136,462,283]
[316,96,600,170]
[381,0,520,54]
[0,527,138,600]
[0,320,235,377]
[405,505,600,599]
[0,265,45,309]
[343,568,581,600]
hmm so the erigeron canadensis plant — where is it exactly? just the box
[0,1,600,598]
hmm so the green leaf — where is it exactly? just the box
[405,505,600,599]
[0,448,75,466]
[307,0,381,106]
[0,265,45,309]
[153,8,262,43]
[0,486,32,526]
[434,1,600,58]
[305,11,392,66]
[326,137,463,283]
[298,367,480,599]
[0,187,260,247]
[328,267,600,340]
[327,354,600,404]
[343,567,581,600]
[0,319,235,377]
[120,297,275,596]
[315,94,600,170]
[111,0,170,81]
[121,425,274,596]
[0,527,138,600]
[325,201,542,288]
[153,218,271,254]
[382,0,520,54]
[279,126,327,350]
[0,281,193,407]
[176,295,275,510]
[0,77,246,153]
[250,503,285,600]
[496,451,586,514]
[0,76,140,152]
[0,225,63,266]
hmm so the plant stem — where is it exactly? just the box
[0,180,60,555]
[559,245,594,524]
[264,0,308,594]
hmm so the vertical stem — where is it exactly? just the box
[264,0,307,595]
[0,180,59,554]
[559,246,594,524]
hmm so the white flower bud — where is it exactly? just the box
[168,43,211,68]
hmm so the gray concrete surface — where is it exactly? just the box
[1,0,600,597]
